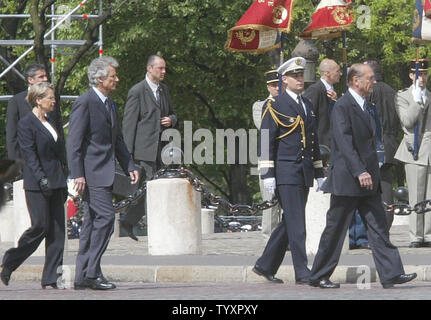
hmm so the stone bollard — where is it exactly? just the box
[201,208,215,234]
[0,200,14,242]
[147,178,202,255]
[305,188,349,255]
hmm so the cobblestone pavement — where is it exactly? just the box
[0,281,430,300]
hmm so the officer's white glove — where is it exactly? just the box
[379,162,383,168]
[316,177,326,192]
[263,178,276,196]
[413,79,423,104]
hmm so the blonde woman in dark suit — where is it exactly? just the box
[1,82,67,289]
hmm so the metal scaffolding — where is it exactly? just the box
[0,0,104,101]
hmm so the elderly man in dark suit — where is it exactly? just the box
[67,56,139,290]
[6,64,48,161]
[252,57,325,285]
[121,54,178,240]
[308,63,416,289]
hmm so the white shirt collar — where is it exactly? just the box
[285,88,299,101]
[92,86,108,104]
[348,88,366,110]
[320,78,334,91]
[146,74,159,91]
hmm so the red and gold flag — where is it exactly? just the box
[425,0,431,18]
[225,0,295,54]
[299,0,354,39]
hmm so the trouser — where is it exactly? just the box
[255,185,310,281]
[2,189,65,285]
[349,210,368,246]
[310,193,404,284]
[405,163,431,243]
[74,186,115,283]
[122,160,157,226]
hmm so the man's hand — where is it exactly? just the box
[73,177,86,194]
[129,170,139,185]
[358,172,373,190]
[316,177,326,192]
[160,117,172,127]
[263,177,276,196]
[327,89,337,101]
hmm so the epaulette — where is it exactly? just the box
[398,88,408,93]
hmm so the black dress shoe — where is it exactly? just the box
[86,277,116,290]
[309,279,340,289]
[42,283,58,289]
[295,279,310,285]
[252,265,284,283]
[409,241,423,248]
[99,276,116,288]
[121,221,138,241]
[382,273,417,289]
[0,266,12,286]
[423,242,431,248]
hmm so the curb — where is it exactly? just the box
[8,265,431,284]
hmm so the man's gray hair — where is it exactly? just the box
[87,56,119,86]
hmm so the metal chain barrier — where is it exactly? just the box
[384,200,431,216]
[68,167,278,216]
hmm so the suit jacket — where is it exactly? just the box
[367,78,400,164]
[303,79,334,148]
[17,112,67,191]
[394,85,431,166]
[259,91,324,187]
[6,90,32,160]
[67,88,135,187]
[322,90,381,196]
[122,80,178,162]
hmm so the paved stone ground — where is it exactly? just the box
[0,281,430,300]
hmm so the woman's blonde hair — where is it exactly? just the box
[26,82,54,108]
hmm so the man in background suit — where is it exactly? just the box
[394,59,431,248]
[121,54,178,240]
[6,64,48,161]
[303,58,342,149]
[364,59,400,229]
[309,63,416,289]
[67,56,139,290]
[252,70,284,236]
[252,57,325,284]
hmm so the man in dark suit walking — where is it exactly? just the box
[252,57,325,284]
[6,64,48,161]
[67,56,139,290]
[308,63,416,289]
[121,54,178,239]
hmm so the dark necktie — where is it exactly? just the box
[156,87,161,103]
[297,95,306,116]
[105,98,114,126]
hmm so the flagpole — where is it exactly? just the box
[342,31,348,92]
[278,32,285,95]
